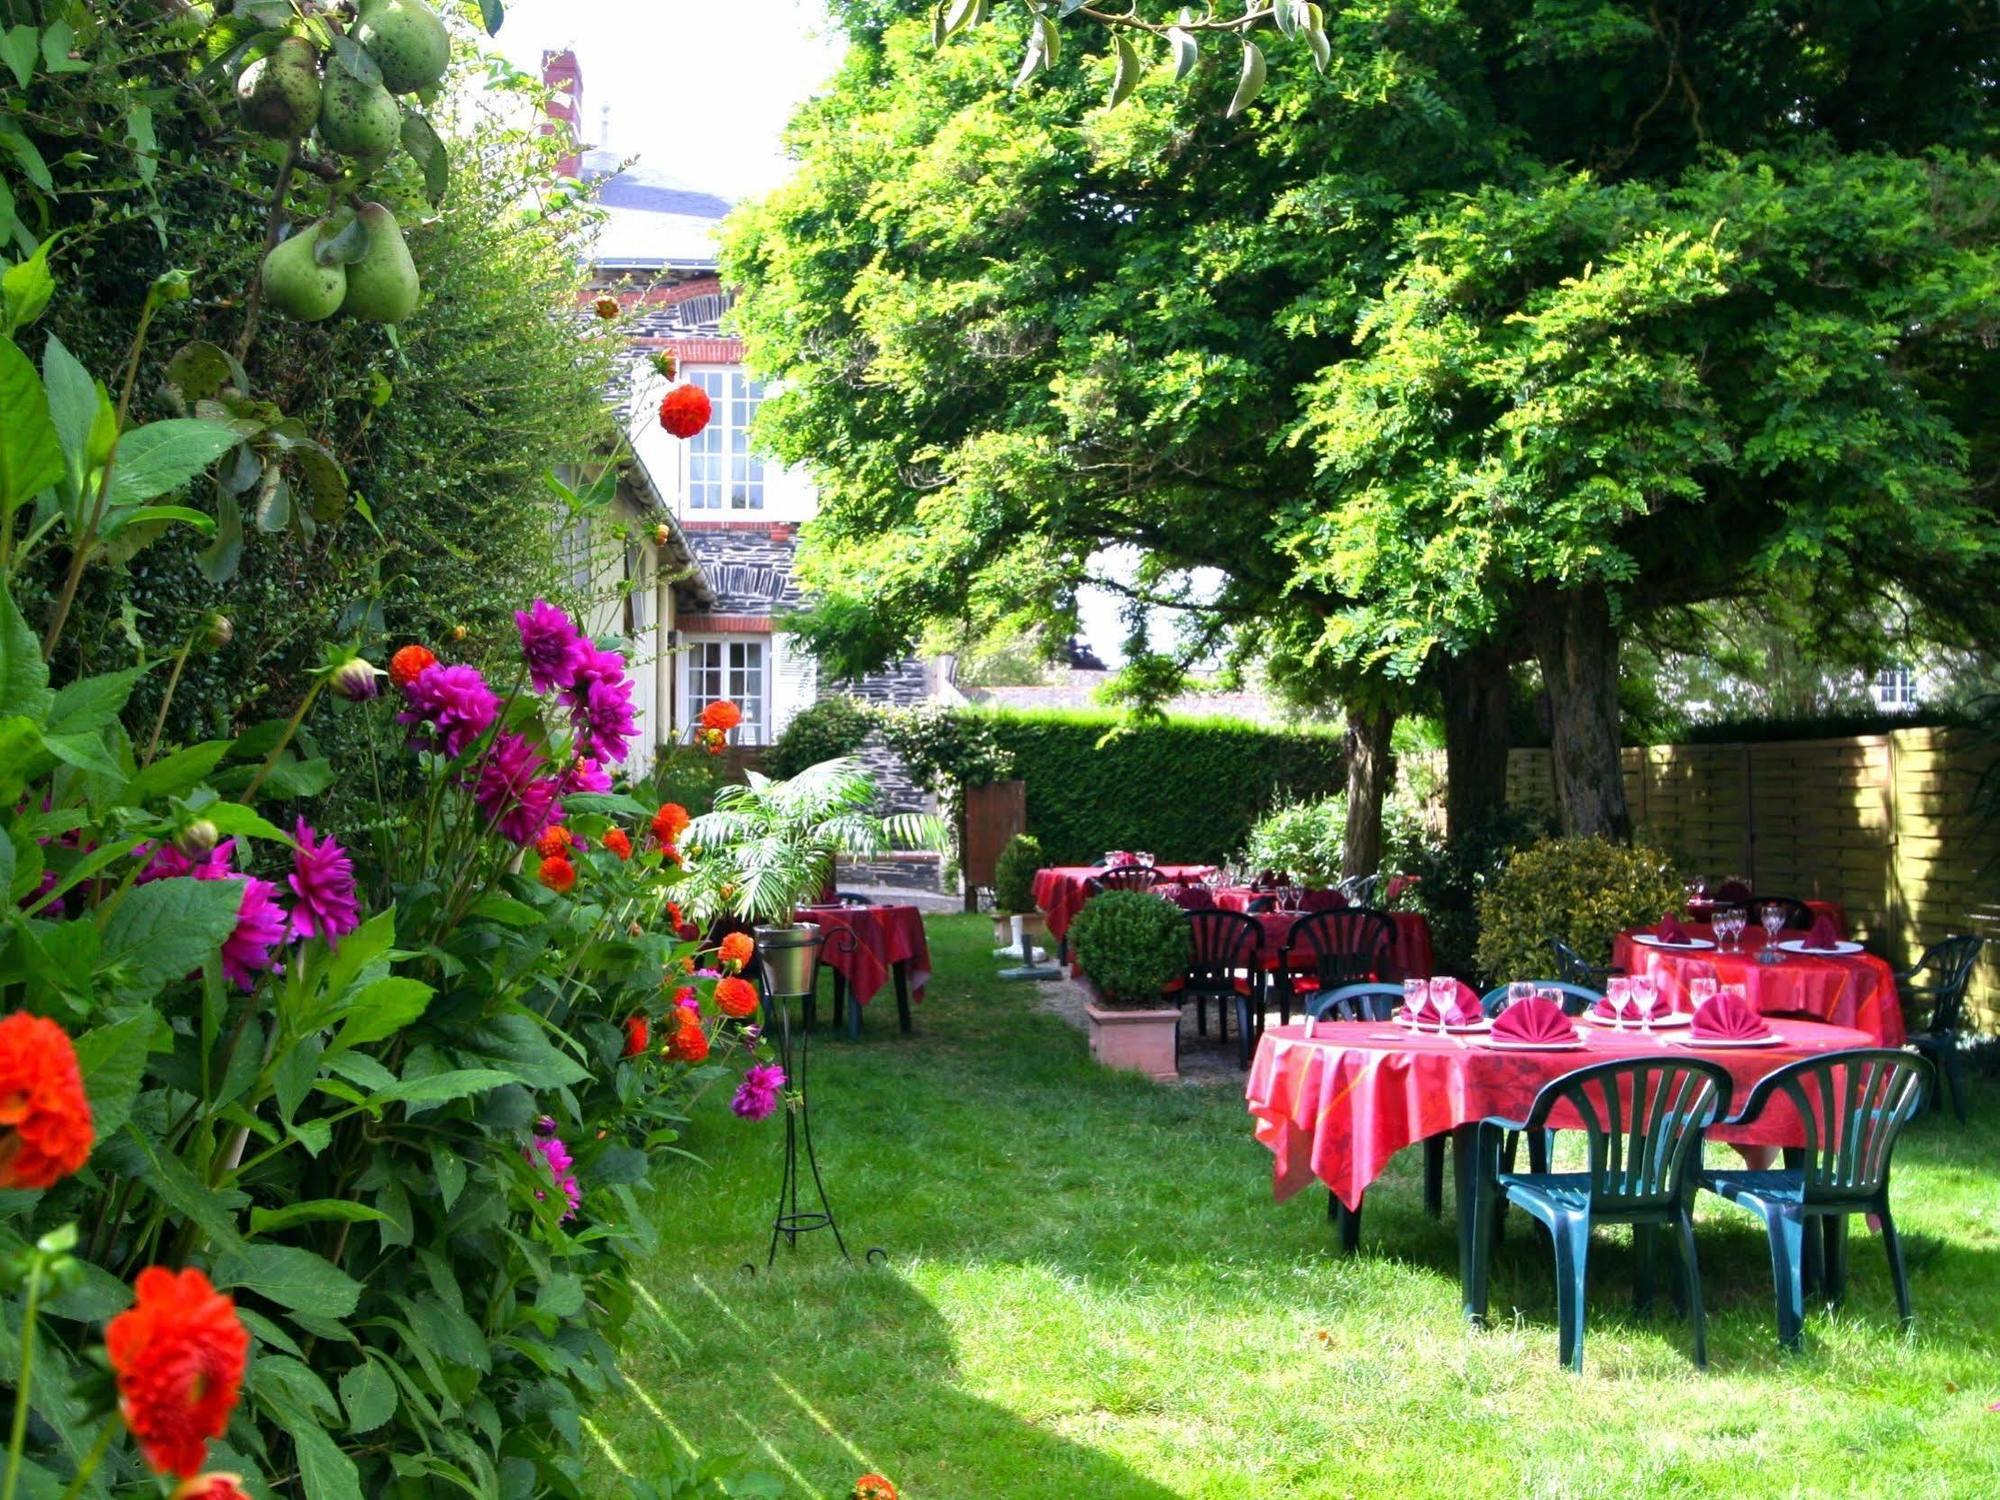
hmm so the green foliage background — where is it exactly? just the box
[1474,835,1684,983]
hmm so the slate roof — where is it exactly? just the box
[582,149,731,269]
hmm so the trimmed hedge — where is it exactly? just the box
[970,708,1346,866]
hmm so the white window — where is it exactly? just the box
[684,636,768,744]
[686,368,764,511]
[1873,665,1918,710]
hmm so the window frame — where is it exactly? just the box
[683,366,766,512]
[682,634,770,745]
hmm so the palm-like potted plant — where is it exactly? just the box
[680,757,945,988]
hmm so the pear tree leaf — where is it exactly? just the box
[1227,39,1267,117]
[399,112,448,207]
[0,336,63,518]
[105,418,238,506]
[1108,35,1141,108]
[329,34,381,87]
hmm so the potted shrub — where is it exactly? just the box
[681,757,946,982]
[993,832,1044,947]
[1069,889,1192,1081]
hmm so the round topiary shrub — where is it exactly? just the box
[993,832,1043,913]
[1474,835,1683,983]
[1070,889,1191,1007]
[766,694,877,781]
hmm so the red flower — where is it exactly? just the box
[651,803,691,844]
[658,382,713,439]
[718,931,755,972]
[698,699,743,733]
[593,295,619,320]
[666,901,684,929]
[107,1268,250,1479]
[0,1012,94,1190]
[623,1014,650,1058]
[535,826,573,860]
[603,828,632,861]
[665,1020,709,1063]
[537,855,577,894]
[852,1477,899,1500]
[173,1477,252,1500]
[388,644,438,689]
[713,976,758,1019]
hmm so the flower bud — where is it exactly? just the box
[201,613,233,651]
[174,819,221,858]
[329,657,381,702]
[594,296,620,320]
[449,623,468,642]
[653,523,670,547]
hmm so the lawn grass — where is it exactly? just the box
[586,915,2000,1499]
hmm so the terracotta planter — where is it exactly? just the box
[993,914,1015,946]
[1085,1001,1181,1082]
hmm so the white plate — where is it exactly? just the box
[1633,934,1715,950]
[1776,939,1863,957]
[1395,1011,1488,1032]
[1480,1037,1587,1051]
[1588,1012,1692,1030]
[1674,1033,1785,1049]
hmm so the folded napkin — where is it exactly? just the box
[1802,912,1840,951]
[1444,983,1486,1028]
[1593,990,1668,1022]
[1656,913,1692,944]
[1404,989,1443,1025]
[1491,995,1577,1045]
[1691,991,1771,1040]
[1164,884,1215,911]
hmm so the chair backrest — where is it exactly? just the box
[1754,896,1814,931]
[1714,879,1754,904]
[1729,1049,1932,1205]
[1307,982,1402,1021]
[1095,864,1162,893]
[1548,937,1608,988]
[1479,980,1605,1017]
[1909,934,1984,1034]
[1284,909,1395,989]
[1521,1059,1733,1211]
[1184,909,1262,981]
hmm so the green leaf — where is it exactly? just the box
[465,893,542,927]
[250,1353,341,1422]
[197,484,244,583]
[0,26,36,90]
[1304,13,1330,72]
[281,1408,364,1500]
[256,754,334,798]
[399,112,448,208]
[1227,39,1267,118]
[329,34,381,86]
[120,739,229,805]
[101,503,214,537]
[37,728,122,779]
[340,1358,398,1433]
[249,1200,392,1236]
[105,418,238,506]
[2,237,55,333]
[199,802,292,843]
[0,585,52,720]
[432,1145,466,1212]
[107,1124,249,1256]
[0,336,64,519]
[214,1244,363,1318]
[314,214,370,268]
[97,875,243,1003]
[164,340,244,403]
[72,1010,157,1141]
[47,667,141,738]
[535,1273,584,1319]
[476,0,504,35]
[590,1145,647,1187]
[1108,35,1141,108]
[39,335,94,479]
[367,1069,521,1111]
[328,976,433,1051]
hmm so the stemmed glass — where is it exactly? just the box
[1689,976,1718,1009]
[1505,981,1535,1012]
[1428,976,1458,1031]
[1402,977,1429,1028]
[1715,906,1744,953]
[1758,901,1788,964]
[1632,975,1659,1030]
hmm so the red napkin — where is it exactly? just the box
[1444,982,1485,1027]
[1656,913,1691,944]
[1404,989,1442,1025]
[1692,991,1771,1040]
[1491,996,1577,1045]
[1300,888,1347,912]
[1802,912,1840,951]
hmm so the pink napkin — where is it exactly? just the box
[1445,983,1485,1027]
[1692,991,1771,1040]
[1802,912,1840,951]
[1491,996,1577,1045]
[1656,913,1691,944]
[1404,989,1442,1025]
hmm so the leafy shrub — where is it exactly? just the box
[975,709,1345,865]
[877,702,1016,795]
[1070,891,1192,1006]
[1395,806,1553,981]
[1475,836,1684,982]
[993,833,1044,913]
[1243,795,1348,886]
[767,695,876,780]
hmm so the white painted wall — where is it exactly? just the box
[626,362,817,525]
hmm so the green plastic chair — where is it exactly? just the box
[1697,1049,1932,1352]
[1549,937,1624,989]
[1466,1057,1733,1373]
[1895,935,1982,1124]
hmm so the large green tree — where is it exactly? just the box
[734,2,2000,839]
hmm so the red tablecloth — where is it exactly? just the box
[796,905,931,1008]
[1247,1017,1875,1211]
[1210,890,1436,982]
[1612,924,1904,1046]
[1031,865,1218,940]
[1687,897,1847,938]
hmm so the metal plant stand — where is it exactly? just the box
[999,917,1061,981]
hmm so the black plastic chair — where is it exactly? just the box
[1182,910,1263,1047]
[1279,909,1395,1027]
[1753,896,1815,931]
[1092,865,1162,893]
[1549,937,1623,989]
[1466,1058,1733,1373]
[833,891,875,907]
[1698,1050,1932,1351]
[1336,872,1381,906]
[1895,935,1982,1124]
[1302,984,1401,1250]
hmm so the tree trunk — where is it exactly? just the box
[1440,641,1512,841]
[1528,589,1632,840]
[1341,699,1395,880]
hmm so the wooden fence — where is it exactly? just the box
[1504,727,2000,1028]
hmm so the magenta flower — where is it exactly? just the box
[474,732,564,845]
[399,663,500,758]
[136,837,238,884]
[221,876,288,990]
[527,1121,582,1220]
[288,818,360,947]
[562,646,638,766]
[562,756,613,795]
[516,599,587,693]
[730,1062,786,1122]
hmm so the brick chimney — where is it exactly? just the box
[541,49,582,179]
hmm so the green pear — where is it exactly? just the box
[320,67,402,160]
[341,203,420,324]
[261,220,346,322]
[236,37,322,139]
[352,0,450,95]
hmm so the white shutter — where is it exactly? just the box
[770,633,817,736]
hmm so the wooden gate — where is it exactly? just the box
[963,779,1027,890]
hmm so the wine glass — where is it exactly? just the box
[1689,975,1718,1008]
[1717,906,1742,952]
[1505,981,1535,1012]
[1632,974,1659,1028]
[1402,977,1428,1024]
[1428,976,1457,1029]
[1758,901,1788,963]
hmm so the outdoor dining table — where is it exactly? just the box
[796,904,932,1037]
[1686,896,1848,938]
[1612,923,1905,1045]
[1209,888,1437,984]
[1031,864,1219,942]
[1245,1016,1875,1320]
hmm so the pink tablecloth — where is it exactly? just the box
[796,905,930,1008]
[1613,924,1904,1046]
[1031,865,1218,940]
[1247,1017,1875,1211]
[1687,897,1847,938]
[1210,891,1436,983]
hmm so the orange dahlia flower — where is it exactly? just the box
[651,803,691,844]
[107,1268,249,1479]
[603,828,633,861]
[658,382,713,438]
[852,1477,899,1500]
[665,1020,709,1063]
[537,855,577,894]
[388,644,437,689]
[535,826,573,860]
[623,1014,651,1058]
[0,1012,94,1190]
[698,699,743,733]
[593,295,619,320]
[713,976,758,1019]
[172,1476,252,1500]
[718,931,755,971]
